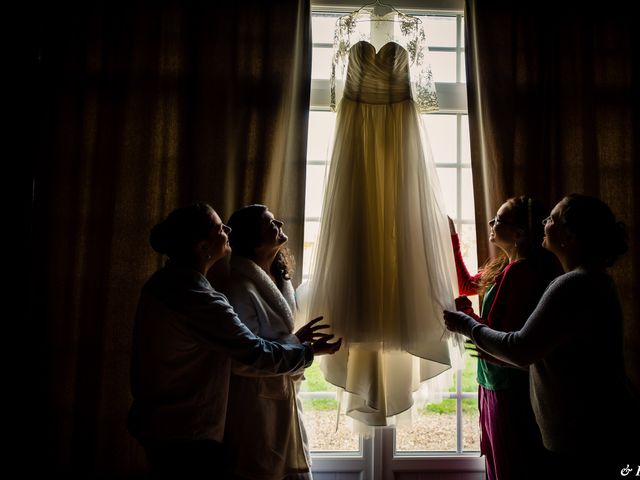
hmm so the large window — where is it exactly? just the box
[301,5,483,477]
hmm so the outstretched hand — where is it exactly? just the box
[310,334,342,356]
[447,216,456,235]
[443,309,477,338]
[295,316,331,343]
[296,316,343,356]
[455,295,472,312]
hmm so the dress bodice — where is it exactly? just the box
[330,9,438,112]
[343,41,412,105]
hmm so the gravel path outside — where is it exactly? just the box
[303,411,481,452]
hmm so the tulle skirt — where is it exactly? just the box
[304,96,461,426]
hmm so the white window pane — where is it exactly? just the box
[396,356,480,453]
[312,47,333,80]
[436,168,457,218]
[307,111,336,161]
[459,222,478,276]
[429,51,457,83]
[395,411,457,451]
[304,220,320,244]
[463,401,480,452]
[303,407,361,452]
[460,354,480,452]
[302,221,320,277]
[459,51,466,83]
[423,114,457,164]
[299,364,360,452]
[461,167,475,219]
[305,165,328,218]
[312,14,340,45]
[460,115,470,163]
[422,16,457,48]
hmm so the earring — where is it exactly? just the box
[206,254,212,260]
[560,243,565,248]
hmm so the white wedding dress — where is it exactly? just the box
[305,8,461,427]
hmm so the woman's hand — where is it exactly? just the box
[309,335,342,356]
[297,316,342,356]
[447,216,456,235]
[464,339,479,358]
[295,316,332,343]
[443,309,478,338]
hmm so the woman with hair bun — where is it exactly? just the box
[128,203,341,479]
[445,194,640,476]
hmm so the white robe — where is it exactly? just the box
[224,256,312,480]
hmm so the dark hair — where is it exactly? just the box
[227,204,294,284]
[480,196,549,291]
[228,204,268,257]
[149,202,215,264]
[559,193,628,267]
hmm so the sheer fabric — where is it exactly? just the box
[305,11,461,427]
[331,7,438,112]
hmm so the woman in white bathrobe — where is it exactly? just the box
[223,204,331,480]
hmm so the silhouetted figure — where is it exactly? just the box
[127,203,340,479]
[445,194,640,477]
[224,204,327,479]
[448,196,562,480]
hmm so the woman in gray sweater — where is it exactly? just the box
[444,194,639,476]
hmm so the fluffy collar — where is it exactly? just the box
[230,255,296,331]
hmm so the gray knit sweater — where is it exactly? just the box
[467,269,637,454]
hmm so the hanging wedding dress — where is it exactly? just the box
[304,5,462,427]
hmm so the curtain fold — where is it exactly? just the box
[30,0,311,475]
[464,0,639,393]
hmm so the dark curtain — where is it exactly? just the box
[465,0,639,393]
[26,0,311,476]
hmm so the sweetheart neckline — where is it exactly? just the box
[351,40,408,55]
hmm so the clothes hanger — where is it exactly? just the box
[353,0,398,17]
[349,0,420,23]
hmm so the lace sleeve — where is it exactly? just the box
[329,9,439,113]
[401,15,439,112]
[330,13,357,111]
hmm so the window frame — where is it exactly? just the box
[303,3,484,474]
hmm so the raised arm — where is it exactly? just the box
[445,274,579,368]
[451,233,481,296]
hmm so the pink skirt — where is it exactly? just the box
[479,383,548,480]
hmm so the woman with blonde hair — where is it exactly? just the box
[449,196,562,480]
[445,194,639,476]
